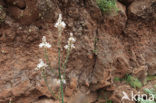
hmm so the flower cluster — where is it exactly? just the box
[39,36,51,48]
[54,14,66,32]
[64,33,76,50]
[35,36,51,71]
[35,59,48,70]
[53,77,66,86]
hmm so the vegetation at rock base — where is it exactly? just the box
[96,0,118,13]
[144,88,156,99]
[105,100,113,103]
[125,75,142,89]
[138,88,156,103]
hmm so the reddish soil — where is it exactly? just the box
[0,0,156,103]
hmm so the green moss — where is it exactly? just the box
[113,77,121,82]
[105,100,113,103]
[96,0,118,13]
[126,75,142,89]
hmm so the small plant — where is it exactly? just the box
[106,100,113,103]
[113,77,121,82]
[93,33,98,55]
[0,5,6,23]
[138,88,156,103]
[96,0,117,13]
[125,75,142,89]
[144,88,156,99]
[35,14,76,103]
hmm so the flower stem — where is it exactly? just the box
[42,69,58,99]
[62,49,71,78]
[44,48,54,73]
[57,39,64,103]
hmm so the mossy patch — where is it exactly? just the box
[96,0,118,13]
[125,75,142,89]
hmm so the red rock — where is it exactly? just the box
[128,0,156,19]
[11,80,31,96]
[65,87,73,97]
[110,84,137,103]
[5,0,26,9]
[0,0,155,102]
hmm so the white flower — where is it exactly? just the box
[64,45,69,50]
[53,78,66,86]
[71,44,75,49]
[54,14,66,30]
[68,33,76,43]
[64,44,75,50]
[64,33,76,50]
[62,79,66,84]
[35,59,48,70]
[39,36,51,48]
[53,79,61,85]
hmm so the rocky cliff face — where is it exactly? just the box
[0,0,156,103]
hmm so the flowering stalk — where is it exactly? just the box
[54,14,66,37]
[36,36,58,99]
[55,14,66,103]
[55,14,76,103]
[58,34,64,103]
[35,59,57,99]
[62,49,71,78]
[39,36,53,72]
[63,33,76,78]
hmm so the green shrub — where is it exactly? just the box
[96,0,117,13]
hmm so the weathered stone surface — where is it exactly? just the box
[5,0,26,9]
[90,33,130,90]
[110,84,137,103]
[0,0,155,102]
[6,0,59,25]
[128,0,156,20]
[132,65,148,83]
[11,80,31,96]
